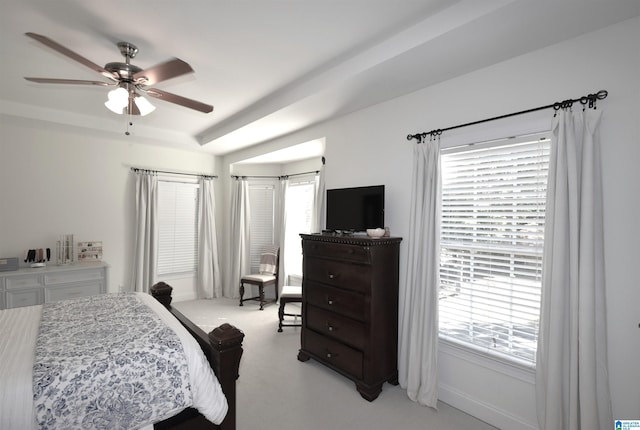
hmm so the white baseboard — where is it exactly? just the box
[439,383,538,430]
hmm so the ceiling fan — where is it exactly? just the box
[24,32,213,117]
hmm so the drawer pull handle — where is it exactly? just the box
[327,324,335,332]
[328,273,335,279]
[327,299,334,305]
[326,350,337,359]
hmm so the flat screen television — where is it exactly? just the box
[326,185,384,232]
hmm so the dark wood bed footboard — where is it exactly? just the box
[151,282,244,430]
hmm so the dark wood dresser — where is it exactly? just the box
[297,233,402,401]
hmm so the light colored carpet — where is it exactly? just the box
[173,298,497,430]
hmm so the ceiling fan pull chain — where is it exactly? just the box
[125,115,132,136]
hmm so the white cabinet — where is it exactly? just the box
[0,263,108,310]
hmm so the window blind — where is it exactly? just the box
[249,184,275,273]
[439,134,550,365]
[157,181,199,275]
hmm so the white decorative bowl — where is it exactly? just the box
[366,228,385,238]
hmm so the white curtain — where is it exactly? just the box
[277,177,289,293]
[312,160,326,233]
[131,170,158,293]
[398,138,441,408]
[228,178,251,298]
[536,108,612,430]
[197,177,222,298]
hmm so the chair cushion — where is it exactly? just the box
[242,274,276,283]
[280,285,302,299]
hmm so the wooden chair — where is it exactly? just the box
[278,285,302,332]
[239,246,279,310]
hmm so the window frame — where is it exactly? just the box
[438,131,551,369]
[156,176,200,278]
[248,180,277,273]
[283,176,316,279]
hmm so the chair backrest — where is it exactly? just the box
[259,246,279,276]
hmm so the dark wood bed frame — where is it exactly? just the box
[150,282,244,430]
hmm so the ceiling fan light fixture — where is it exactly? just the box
[134,95,156,116]
[104,87,129,114]
[104,99,124,114]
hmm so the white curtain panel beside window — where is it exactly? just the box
[398,138,441,408]
[277,178,289,296]
[229,178,251,298]
[312,165,326,233]
[131,170,158,293]
[197,177,222,298]
[536,108,612,430]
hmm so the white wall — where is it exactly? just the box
[223,17,640,428]
[0,117,218,301]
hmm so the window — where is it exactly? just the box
[284,179,315,277]
[157,180,199,276]
[248,182,275,273]
[438,133,550,365]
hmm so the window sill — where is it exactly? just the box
[439,336,535,384]
[156,272,196,280]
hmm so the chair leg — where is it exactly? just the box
[259,285,265,310]
[239,282,244,306]
[278,300,285,332]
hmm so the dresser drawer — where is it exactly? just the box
[5,274,43,289]
[44,268,105,285]
[304,329,363,380]
[6,288,43,308]
[305,258,371,293]
[304,241,370,264]
[305,281,367,321]
[45,282,104,303]
[307,305,367,350]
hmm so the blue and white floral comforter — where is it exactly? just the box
[30,293,226,430]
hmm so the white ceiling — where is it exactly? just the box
[1,0,638,157]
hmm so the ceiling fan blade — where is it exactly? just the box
[25,32,117,80]
[145,88,213,113]
[24,77,113,86]
[133,58,193,86]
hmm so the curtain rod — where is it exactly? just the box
[130,167,217,179]
[232,169,320,180]
[406,90,608,143]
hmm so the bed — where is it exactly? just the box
[0,282,244,430]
